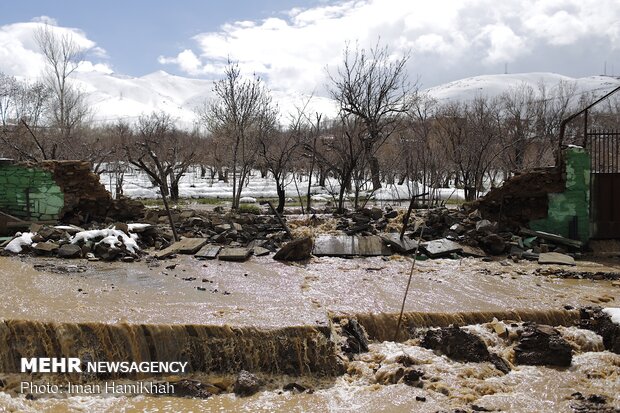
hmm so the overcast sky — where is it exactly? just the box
[1,0,620,96]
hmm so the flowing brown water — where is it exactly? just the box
[0,255,618,411]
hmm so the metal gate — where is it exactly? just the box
[588,129,620,239]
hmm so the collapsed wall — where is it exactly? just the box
[0,160,143,226]
[474,147,590,243]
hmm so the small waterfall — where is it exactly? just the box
[0,320,344,378]
[340,309,580,341]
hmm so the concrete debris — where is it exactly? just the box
[218,248,252,262]
[380,233,418,254]
[312,235,391,257]
[538,252,576,266]
[194,245,222,260]
[153,238,207,259]
[1,201,589,265]
[421,239,462,258]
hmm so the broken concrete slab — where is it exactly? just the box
[520,228,582,249]
[218,248,251,262]
[380,233,418,254]
[538,252,576,266]
[153,238,207,259]
[312,235,391,257]
[194,245,221,260]
[421,238,463,258]
[252,247,270,257]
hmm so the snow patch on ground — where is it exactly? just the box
[70,228,140,253]
[603,308,620,325]
[4,232,35,253]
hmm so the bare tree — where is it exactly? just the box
[126,112,197,202]
[202,61,276,209]
[329,41,414,190]
[257,122,299,213]
[0,72,51,160]
[311,115,367,212]
[35,24,90,147]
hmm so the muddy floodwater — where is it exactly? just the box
[0,255,617,325]
[0,254,619,412]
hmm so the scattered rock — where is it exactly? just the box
[570,393,617,413]
[32,242,59,254]
[339,318,369,355]
[514,323,572,367]
[57,244,82,259]
[166,379,214,398]
[578,307,620,354]
[481,234,506,255]
[475,219,495,232]
[282,382,306,393]
[233,370,262,397]
[274,237,313,261]
[421,325,510,373]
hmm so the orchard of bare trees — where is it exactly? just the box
[1,35,618,210]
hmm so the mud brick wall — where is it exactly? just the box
[530,147,590,243]
[0,160,144,223]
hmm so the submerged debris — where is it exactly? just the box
[233,370,263,397]
[421,325,511,373]
[514,323,573,367]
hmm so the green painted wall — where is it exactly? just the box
[530,147,590,243]
[0,164,64,221]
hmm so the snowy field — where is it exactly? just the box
[99,165,466,203]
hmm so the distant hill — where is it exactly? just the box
[72,70,620,127]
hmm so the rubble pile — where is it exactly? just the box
[470,166,564,227]
[399,206,582,261]
[1,208,298,262]
[39,161,145,224]
[1,202,586,263]
[1,223,159,262]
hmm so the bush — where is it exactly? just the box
[238,204,261,214]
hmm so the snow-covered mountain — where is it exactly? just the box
[73,70,620,127]
[74,70,338,128]
[424,72,620,104]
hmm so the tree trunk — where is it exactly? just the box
[365,141,382,190]
[319,168,326,187]
[276,181,285,214]
[170,181,179,202]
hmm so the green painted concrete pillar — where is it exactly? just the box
[530,147,590,243]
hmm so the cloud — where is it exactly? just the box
[0,18,112,78]
[158,0,620,93]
